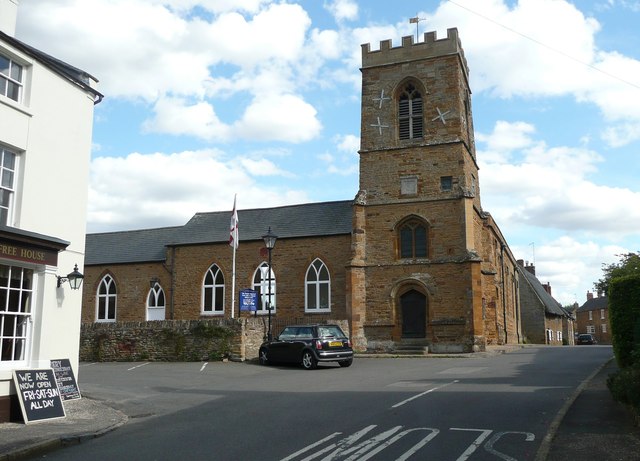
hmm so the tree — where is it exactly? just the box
[595,252,640,295]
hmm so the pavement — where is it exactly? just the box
[0,352,639,461]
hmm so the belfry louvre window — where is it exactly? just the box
[398,83,423,140]
[399,220,428,258]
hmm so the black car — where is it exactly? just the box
[577,334,597,345]
[258,324,354,370]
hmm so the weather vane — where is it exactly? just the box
[409,14,426,42]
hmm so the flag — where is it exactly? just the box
[229,195,239,249]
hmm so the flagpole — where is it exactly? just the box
[230,194,238,319]
[231,239,236,319]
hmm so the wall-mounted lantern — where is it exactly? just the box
[57,264,84,290]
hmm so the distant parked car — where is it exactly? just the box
[577,334,597,345]
[259,324,353,370]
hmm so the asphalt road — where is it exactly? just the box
[28,346,614,461]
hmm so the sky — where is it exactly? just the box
[14,0,640,307]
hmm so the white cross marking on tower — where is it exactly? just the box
[432,107,451,125]
[373,89,390,109]
[370,117,389,135]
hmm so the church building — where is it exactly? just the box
[83,28,522,353]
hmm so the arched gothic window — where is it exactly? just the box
[147,282,166,321]
[96,274,117,322]
[398,83,423,140]
[305,258,330,312]
[252,262,276,314]
[203,264,224,314]
[399,219,428,258]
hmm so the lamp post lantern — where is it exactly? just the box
[262,227,277,341]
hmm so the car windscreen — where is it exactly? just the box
[317,326,346,339]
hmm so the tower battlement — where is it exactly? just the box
[361,27,468,76]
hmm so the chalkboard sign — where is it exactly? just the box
[50,359,81,401]
[12,369,66,424]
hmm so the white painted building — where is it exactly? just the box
[0,0,101,421]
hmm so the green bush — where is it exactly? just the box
[609,275,640,369]
[607,366,640,417]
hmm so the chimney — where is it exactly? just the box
[0,0,18,37]
[517,259,524,267]
[524,262,535,276]
[542,283,552,296]
[586,291,593,301]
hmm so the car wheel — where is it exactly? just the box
[259,348,269,366]
[339,359,353,368]
[301,350,317,370]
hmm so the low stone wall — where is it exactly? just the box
[79,318,349,362]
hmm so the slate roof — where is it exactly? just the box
[85,200,354,265]
[0,30,103,103]
[85,226,181,265]
[174,200,353,246]
[518,267,568,317]
[577,296,609,312]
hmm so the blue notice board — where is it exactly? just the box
[239,289,258,311]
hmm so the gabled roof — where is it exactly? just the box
[85,200,354,265]
[518,266,567,317]
[174,200,353,246]
[0,30,103,103]
[577,296,608,312]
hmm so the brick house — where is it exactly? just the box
[83,28,524,353]
[517,261,574,345]
[576,292,610,344]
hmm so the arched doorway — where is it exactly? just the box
[401,289,427,338]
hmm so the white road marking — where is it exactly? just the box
[438,367,488,374]
[200,362,208,372]
[127,362,150,371]
[391,380,458,408]
[450,428,493,461]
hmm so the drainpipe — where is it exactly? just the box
[500,244,507,343]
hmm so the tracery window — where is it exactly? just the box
[203,264,224,314]
[97,274,117,322]
[398,83,423,140]
[399,219,428,259]
[253,262,276,314]
[147,282,166,320]
[305,258,330,312]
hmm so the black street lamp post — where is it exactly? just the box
[262,227,278,341]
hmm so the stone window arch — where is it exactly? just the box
[252,262,276,314]
[147,282,166,321]
[96,274,117,322]
[203,264,224,315]
[398,217,429,259]
[398,81,423,140]
[305,258,330,312]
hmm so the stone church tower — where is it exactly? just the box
[348,28,505,353]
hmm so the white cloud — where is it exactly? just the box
[324,0,359,22]
[234,94,322,142]
[513,237,628,305]
[479,121,640,237]
[88,149,308,232]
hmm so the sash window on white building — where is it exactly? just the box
[0,265,32,363]
[0,53,23,102]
